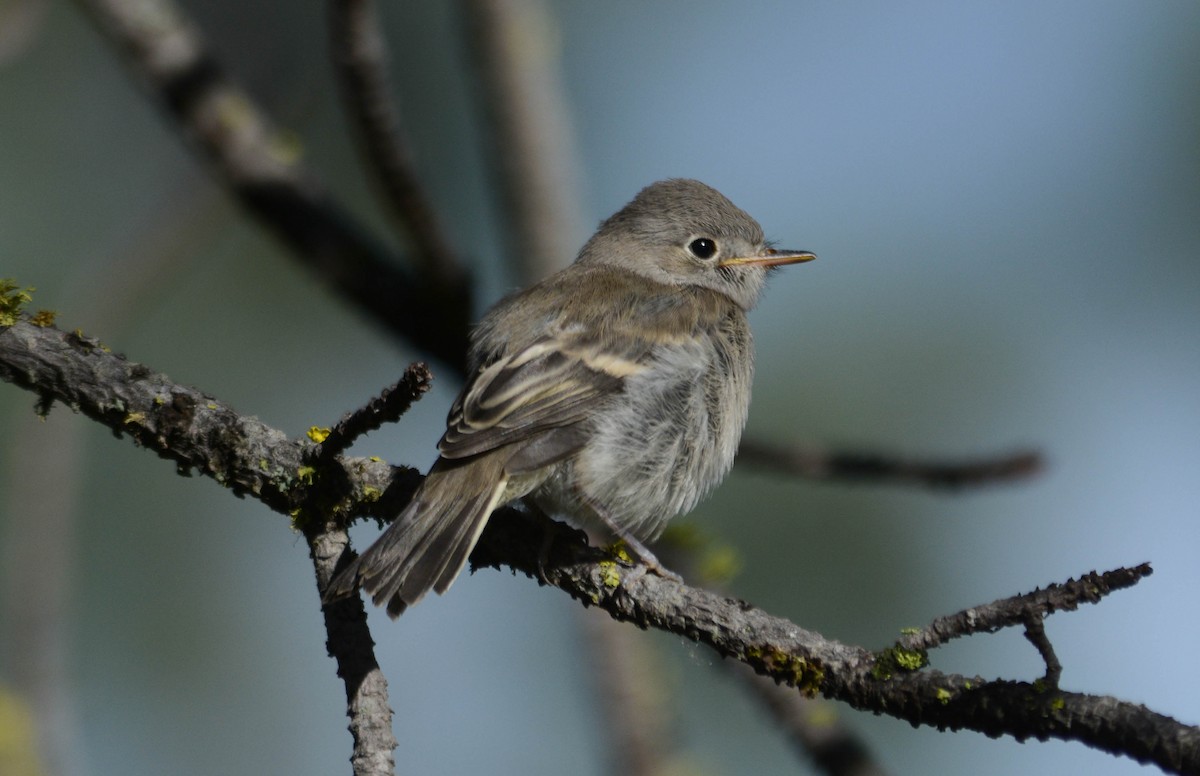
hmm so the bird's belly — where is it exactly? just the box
[551,342,750,540]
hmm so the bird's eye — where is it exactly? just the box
[687,237,718,260]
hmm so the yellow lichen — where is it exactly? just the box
[30,309,57,327]
[0,280,34,326]
[598,561,621,588]
[871,645,929,680]
[757,647,824,697]
[606,541,634,565]
[306,426,331,443]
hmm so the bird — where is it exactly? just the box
[327,178,815,617]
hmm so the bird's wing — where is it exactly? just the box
[438,334,649,461]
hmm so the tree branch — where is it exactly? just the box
[72,0,471,370]
[737,439,1042,489]
[899,565,1152,653]
[311,363,435,462]
[3,317,1195,775]
[0,319,411,775]
[473,515,1193,774]
[326,0,469,295]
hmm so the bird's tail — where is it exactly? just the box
[326,454,508,618]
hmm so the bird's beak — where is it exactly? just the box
[717,247,816,268]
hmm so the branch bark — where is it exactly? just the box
[3,317,1195,775]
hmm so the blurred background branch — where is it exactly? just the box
[74,0,472,369]
[737,441,1042,489]
[327,0,470,297]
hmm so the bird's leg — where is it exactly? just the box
[521,498,558,586]
[576,491,683,584]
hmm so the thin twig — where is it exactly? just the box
[900,564,1153,653]
[327,0,469,295]
[456,4,668,770]
[73,0,472,371]
[313,362,435,461]
[737,439,1042,489]
[1022,614,1063,689]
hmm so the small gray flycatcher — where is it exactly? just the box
[328,178,815,617]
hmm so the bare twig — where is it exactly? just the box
[1022,615,1062,689]
[313,362,435,461]
[737,439,1042,489]
[459,0,584,280]
[4,320,1196,774]
[72,0,472,370]
[326,0,469,296]
[899,564,1153,653]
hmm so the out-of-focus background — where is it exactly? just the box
[2,2,1198,774]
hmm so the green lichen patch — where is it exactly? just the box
[597,561,621,588]
[747,646,825,697]
[30,309,57,327]
[871,644,930,680]
[0,279,34,326]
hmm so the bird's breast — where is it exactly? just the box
[557,310,755,540]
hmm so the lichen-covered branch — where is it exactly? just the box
[471,515,1195,774]
[0,319,409,776]
[2,319,1196,775]
[72,0,471,370]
